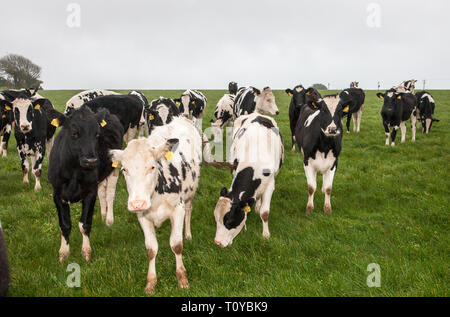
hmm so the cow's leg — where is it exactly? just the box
[410,114,417,141]
[78,188,97,262]
[105,169,119,227]
[383,122,390,146]
[184,200,193,240]
[0,125,11,157]
[137,214,158,293]
[391,125,399,147]
[425,118,431,134]
[322,167,336,214]
[53,190,71,263]
[259,179,275,239]
[346,113,351,133]
[400,122,406,143]
[170,203,189,289]
[127,126,138,143]
[98,179,107,222]
[46,136,54,157]
[304,163,317,214]
[291,134,296,151]
[357,107,363,132]
[18,146,29,184]
[31,146,44,191]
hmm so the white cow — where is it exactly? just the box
[64,89,120,115]
[110,116,202,293]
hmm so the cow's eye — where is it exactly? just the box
[122,168,128,174]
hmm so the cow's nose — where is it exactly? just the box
[328,127,337,134]
[129,200,148,211]
[21,124,30,131]
[214,240,222,247]
[83,157,98,167]
[275,111,279,115]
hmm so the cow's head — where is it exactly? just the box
[12,97,45,134]
[110,138,179,212]
[376,89,401,111]
[213,187,255,248]
[308,92,352,137]
[228,81,238,95]
[285,85,305,106]
[47,106,110,169]
[147,97,180,133]
[350,81,359,88]
[0,98,14,131]
[255,87,279,116]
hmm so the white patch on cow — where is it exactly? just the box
[322,95,340,117]
[422,93,435,104]
[13,98,33,132]
[387,91,394,97]
[65,89,119,114]
[304,110,320,127]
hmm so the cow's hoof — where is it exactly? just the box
[306,204,314,214]
[176,269,189,289]
[347,131,350,134]
[23,179,29,184]
[391,142,395,147]
[185,233,192,240]
[105,217,114,227]
[262,231,270,239]
[59,250,70,264]
[145,275,157,294]
[81,247,92,262]
[291,147,295,152]
[34,184,41,191]
[324,204,332,214]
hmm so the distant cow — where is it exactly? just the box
[110,116,202,293]
[64,89,120,115]
[0,226,10,297]
[147,97,180,134]
[394,80,417,93]
[212,113,284,247]
[415,91,438,133]
[295,92,353,213]
[210,93,235,129]
[47,106,123,263]
[174,89,207,132]
[285,86,321,151]
[340,88,365,133]
[234,86,279,117]
[128,90,150,137]
[350,81,359,88]
[228,81,238,95]
[83,95,145,143]
[377,89,417,146]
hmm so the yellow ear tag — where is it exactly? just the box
[253,92,258,97]
[191,101,195,105]
[343,105,349,113]
[100,120,107,127]
[244,203,251,213]
[288,92,293,97]
[312,102,317,109]
[5,105,12,111]
[164,150,174,161]
[397,95,402,100]
[50,118,59,127]
[175,101,180,105]
[34,104,40,110]
[1,114,5,118]
[379,95,384,99]
[112,161,121,168]
[306,91,311,95]
[148,114,154,120]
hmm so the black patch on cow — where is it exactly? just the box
[262,169,271,176]
[251,116,274,129]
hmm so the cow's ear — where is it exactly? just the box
[45,109,67,127]
[151,138,179,161]
[109,149,124,167]
[376,93,384,99]
[308,99,321,110]
[253,88,261,96]
[220,187,228,197]
[147,109,158,121]
[285,89,294,96]
[32,98,46,110]
[94,109,110,128]
[240,197,255,211]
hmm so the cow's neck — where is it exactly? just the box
[228,166,261,203]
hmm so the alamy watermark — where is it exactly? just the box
[366,3,381,28]
[66,3,81,28]
[366,263,381,288]
[66,262,81,288]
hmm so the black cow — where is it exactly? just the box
[228,81,238,95]
[340,88,365,133]
[0,226,10,297]
[147,97,180,134]
[295,92,352,214]
[377,90,417,146]
[83,94,145,143]
[47,106,123,263]
[9,94,57,190]
[0,96,14,158]
[285,86,321,151]
[415,91,438,133]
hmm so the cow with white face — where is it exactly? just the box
[295,92,353,213]
[110,116,202,293]
[213,113,284,247]
[234,86,279,117]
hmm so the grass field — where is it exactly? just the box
[0,89,448,297]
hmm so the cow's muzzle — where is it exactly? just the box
[81,157,98,168]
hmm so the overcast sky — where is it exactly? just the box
[1,0,450,90]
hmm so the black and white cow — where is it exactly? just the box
[147,97,180,134]
[340,88,365,133]
[0,95,14,157]
[173,89,207,132]
[233,86,279,118]
[64,89,120,115]
[213,113,284,247]
[0,226,10,297]
[82,94,145,143]
[210,93,235,129]
[228,81,238,95]
[377,89,417,146]
[128,90,150,137]
[47,106,123,263]
[350,81,359,88]
[285,86,322,151]
[394,80,417,93]
[295,92,353,214]
[110,116,202,293]
[415,91,438,134]
[9,94,57,190]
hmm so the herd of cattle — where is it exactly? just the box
[0,79,439,293]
